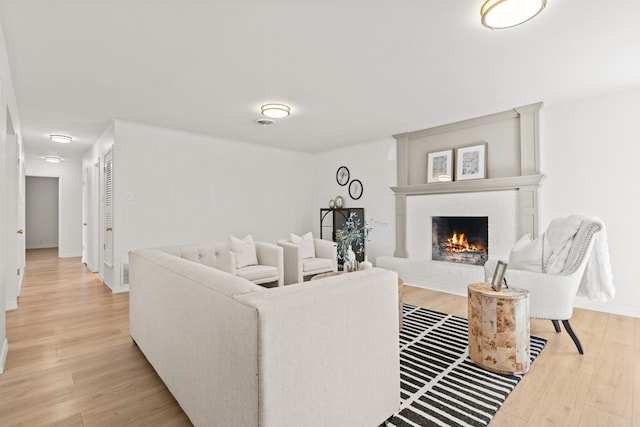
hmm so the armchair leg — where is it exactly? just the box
[561,320,584,355]
[551,320,561,333]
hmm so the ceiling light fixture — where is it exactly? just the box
[49,134,72,144]
[44,156,62,163]
[481,0,547,30]
[260,103,291,119]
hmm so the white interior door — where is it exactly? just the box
[17,136,25,293]
[84,160,100,273]
[102,149,114,287]
[5,133,20,310]
[82,167,88,264]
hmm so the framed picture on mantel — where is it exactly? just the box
[456,143,487,181]
[427,149,453,183]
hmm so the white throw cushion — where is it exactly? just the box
[508,233,551,273]
[229,234,258,269]
[290,232,316,259]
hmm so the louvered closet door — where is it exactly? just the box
[104,150,114,270]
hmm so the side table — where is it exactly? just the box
[467,282,530,375]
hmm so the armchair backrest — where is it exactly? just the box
[560,220,602,276]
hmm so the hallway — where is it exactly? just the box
[0,249,190,426]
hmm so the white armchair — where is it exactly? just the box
[228,235,284,287]
[485,217,604,354]
[278,233,337,285]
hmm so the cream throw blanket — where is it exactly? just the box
[545,215,614,302]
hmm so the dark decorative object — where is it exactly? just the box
[320,208,366,263]
[349,179,363,200]
[336,166,350,186]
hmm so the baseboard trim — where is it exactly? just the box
[574,298,640,318]
[0,338,8,374]
[405,282,640,319]
[5,300,17,311]
[111,284,130,294]
[58,251,83,258]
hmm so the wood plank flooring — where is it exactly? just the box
[0,248,637,426]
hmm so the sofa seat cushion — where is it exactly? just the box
[302,257,334,273]
[237,265,279,285]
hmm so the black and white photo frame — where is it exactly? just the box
[336,166,350,186]
[349,179,363,200]
[455,143,487,181]
[427,149,454,183]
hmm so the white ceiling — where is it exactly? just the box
[1,0,640,160]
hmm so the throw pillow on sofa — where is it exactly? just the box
[508,233,551,273]
[229,234,259,268]
[290,232,315,259]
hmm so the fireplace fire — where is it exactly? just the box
[432,216,488,265]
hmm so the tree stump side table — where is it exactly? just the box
[467,282,530,375]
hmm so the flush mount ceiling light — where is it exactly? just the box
[260,103,291,119]
[481,0,547,30]
[49,134,72,144]
[44,156,62,163]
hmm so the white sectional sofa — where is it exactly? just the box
[129,244,400,427]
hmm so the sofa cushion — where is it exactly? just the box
[302,257,334,273]
[229,234,258,268]
[236,265,279,284]
[290,232,315,259]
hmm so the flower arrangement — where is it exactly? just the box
[335,212,374,264]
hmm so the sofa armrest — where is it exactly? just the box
[277,240,303,285]
[129,249,261,427]
[314,238,338,271]
[234,268,400,426]
[255,242,284,286]
[504,268,583,320]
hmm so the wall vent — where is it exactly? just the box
[121,262,130,286]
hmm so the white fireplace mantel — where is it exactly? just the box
[390,174,544,196]
[391,102,544,258]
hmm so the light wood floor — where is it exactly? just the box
[1,249,638,426]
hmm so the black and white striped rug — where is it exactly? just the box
[382,304,547,427]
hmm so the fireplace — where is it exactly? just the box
[432,216,488,266]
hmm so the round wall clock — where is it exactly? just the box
[349,179,363,200]
[336,166,350,186]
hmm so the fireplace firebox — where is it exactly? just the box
[432,216,488,265]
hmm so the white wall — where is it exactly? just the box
[313,137,397,262]
[25,158,83,258]
[0,18,22,373]
[25,176,59,249]
[541,87,640,317]
[102,120,315,292]
[312,89,640,318]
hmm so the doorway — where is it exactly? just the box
[25,177,59,251]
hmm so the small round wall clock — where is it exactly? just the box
[349,179,363,200]
[336,166,350,186]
